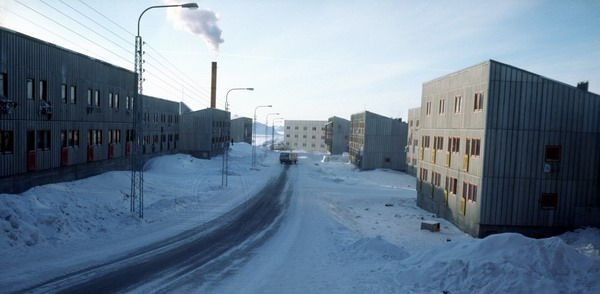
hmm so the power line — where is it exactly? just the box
[77,0,215,110]
[14,0,132,68]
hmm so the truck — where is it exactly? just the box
[279,152,298,164]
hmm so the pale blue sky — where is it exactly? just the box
[1,0,599,122]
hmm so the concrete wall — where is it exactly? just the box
[283,120,328,152]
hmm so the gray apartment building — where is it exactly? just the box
[230,117,252,144]
[324,116,350,155]
[179,107,230,159]
[283,120,328,152]
[0,27,225,193]
[416,60,600,237]
[406,107,420,176]
[348,111,408,171]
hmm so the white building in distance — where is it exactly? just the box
[283,120,328,152]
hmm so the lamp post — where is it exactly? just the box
[131,2,198,219]
[225,87,253,111]
[222,87,253,187]
[271,118,284,150]
[265,112,279,146]
[253,105,272,167]
[265,112,279,147]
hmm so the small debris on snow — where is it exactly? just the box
[385,203,394,207]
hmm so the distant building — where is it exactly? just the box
[141,95,181,155]
[324,116,350,155]
[348,111,408,171]
[283,120,328,152]
[406,107,421,176]
[230,117,252,144]
[179,108,230,159]
[416,60,600,238]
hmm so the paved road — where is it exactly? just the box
[19,167,291,294]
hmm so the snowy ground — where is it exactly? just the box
[1,141,600,293]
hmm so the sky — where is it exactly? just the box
[0,0,599,122]
[1,141,599,292]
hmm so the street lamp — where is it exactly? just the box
[131,2,198,219]
[253,105,272,167]
[222,87,253,187]
[265,112,280,144]
[225,87,254,111]
[271,118,284,150]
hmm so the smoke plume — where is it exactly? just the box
[166,1,224,54]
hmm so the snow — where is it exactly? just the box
[1,142,600,293]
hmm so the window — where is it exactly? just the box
[474,92,484,111]
[286,134,290,138]
[114,94,119,109]
[454,95,462,113]
[87,89,92,105]
[96,130,102,145]
[61,84,67,103]
[70,85,77,104]
[36,130,51,150]
[27,78,34,99]
[312,127,317,131]
[108,92,113,108]
[94,90,100,106]
[463,182,478,202]
[410,120,413,127]
[72,130,79,147]
[419,168,428,182]
[540,193,558,209]
[286,126,290,129]
[432,172,441,187]
[27,131,35,151]
[470,138,481,157]
[446,176,458,194]
[545,145,561,162]
[39,80,47,101]
[449,137,460,153]
[61,130,68,148]
[422,135,430,148]
[433,136,444,151]
[426,101,432,115]
[439,99,445,114]
[416,120,419,127]
[0,73,6,97]
[0,130,14,154]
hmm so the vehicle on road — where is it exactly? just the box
[279,152,298,164]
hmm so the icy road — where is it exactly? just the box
[18,168,291,293]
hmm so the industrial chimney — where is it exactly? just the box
[210,61,217,108]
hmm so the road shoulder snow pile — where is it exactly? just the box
[394,232,600,293]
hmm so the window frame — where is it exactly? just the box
[544,145,561,162]
[540,193,558,210]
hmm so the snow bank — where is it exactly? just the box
[394,233,600,293]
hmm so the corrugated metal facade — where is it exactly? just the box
[139,95,181,155]
[179,108,230,159]
[0,27,204,193]
[416,60,600,237]
[324,116,350,155]
[0,27,136,193]
[230,117,252,144]
[349,111,408,171]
